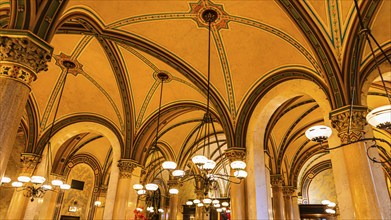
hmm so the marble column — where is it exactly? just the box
[112,159,138,219]
[283,186,296,220]
[225,147,246,220]
[5,154,41,219]
[291,189,300,219]
[168,179,179,220]
[330,106,391,219]
[270,175,285,220]
[0,31,52,179]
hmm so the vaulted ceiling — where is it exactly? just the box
[1,0,390,188]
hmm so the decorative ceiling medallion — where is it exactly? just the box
[53,52,83,76]
[189,1,229,30]
[153,70,172,83]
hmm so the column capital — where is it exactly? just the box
[117,159,139,179]
[225,147,246,162]
[330,105,368,144]
[282,186,296,197]
[270,174,284,187]
[0,30,53,85]
[20,153,41,173]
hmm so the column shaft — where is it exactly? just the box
[0,31,52,180]
[271,175,285,220]
[330,106,391,219]
[112,159,137,219]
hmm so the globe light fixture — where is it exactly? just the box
[169,188,179,195]
[162,161,177,170]
[366,105,391,130]
[305,126,332,143]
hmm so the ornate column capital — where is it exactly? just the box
[282,186,296,197]
[225,147,246,162]
[117,159,139,179]
[20,153,41,173]
[270,174,284,187]
[330,105,368,144]
[0,30,53,85]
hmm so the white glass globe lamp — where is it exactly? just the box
[12,181,23,187]
[222,201,229,207]
[137,189,146,195]
[192,155,208,166]
[60,184,71,190]
[186,201,193,206]
[162,161,177,170]
[230,160,246,170]
[133,183,144,190]
[172,170,185,177]
[366,105,391,130]
[31,176,46,184]
[42,184,52,190]
[17,176,31,183]
[305,125,332,142]
[145,183,158,191]
[169,188,179,194]
[51,179,63,186]
[234,170,248,179]
[1,177,11,183]
[193,199,200,204]
[203,160,216,170]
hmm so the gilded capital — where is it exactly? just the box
[117,159,138,179]
[20,153,41,173]
[0,30,53,85]
[270,174,284,187]
[282,186,296,197]
[225,147,246,162]
[330,105,368,144]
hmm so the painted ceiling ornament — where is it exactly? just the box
[53,52,84,76]
[189,0,229,30]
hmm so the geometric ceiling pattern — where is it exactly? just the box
[1,0,390,191]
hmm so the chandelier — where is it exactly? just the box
[0,61,76,201]
[305,0,390,163]
[132,72,169,216]
[161,9,247,208]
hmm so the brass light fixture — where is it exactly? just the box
[161,9,247,208]
[132,72,169,216]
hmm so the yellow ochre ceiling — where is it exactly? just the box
[1,0,389,176]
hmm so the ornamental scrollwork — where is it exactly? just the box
[225,147,246,162]
[118,159,138,179]
[330,106,368,144]
[0,36,52,75]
